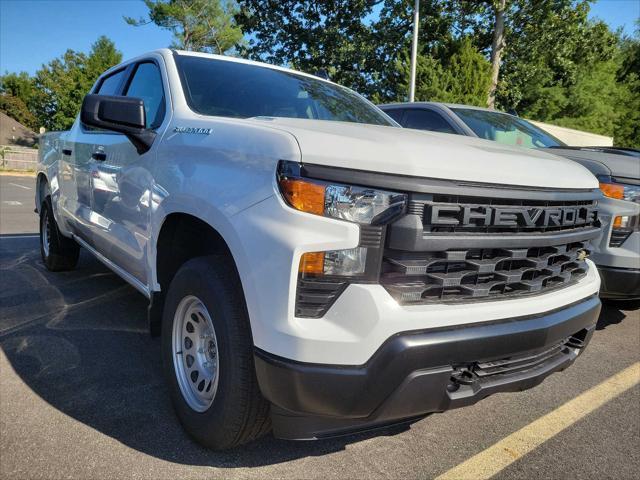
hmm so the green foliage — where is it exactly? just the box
[393,37,491,105]
[0,72,36,106]
[613,28,640,148]
[0,1,636,147]
[27,36,122,131]
[235,0,638,145]
[551,60,621,136]
[236,1,383,95]
[0,146,12,167]
[125,0,242,54]
[0,94,38,130]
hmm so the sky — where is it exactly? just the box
[1,0,639,75]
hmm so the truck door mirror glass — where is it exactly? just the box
[80,94,156,154]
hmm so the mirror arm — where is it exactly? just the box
[127,130,157,155]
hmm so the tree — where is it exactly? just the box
[0,71,36,107]
[125,0,242,54]
[31,36,122,131]
[236,1,384,95]
[613,26,640,147]
[487,0,506,108]
[394,37,491,105]
[0,94,38,130]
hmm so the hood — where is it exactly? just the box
[252,118,598,190]
[543,147,640,181]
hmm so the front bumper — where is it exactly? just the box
[255,294,601,440]
[599,266,640,299]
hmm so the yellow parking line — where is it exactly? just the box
[435,362,640,480]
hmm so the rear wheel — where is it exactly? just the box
[39,196,80,271]
[161,255,271,450]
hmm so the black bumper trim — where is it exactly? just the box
[255,295,601,440]
[598,265,640,299]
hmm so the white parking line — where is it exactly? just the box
[9,182,31,190]
[2,201,23,206]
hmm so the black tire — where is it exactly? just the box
[39,196,80,271]
[161,255,271,450]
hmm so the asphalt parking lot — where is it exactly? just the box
[1,173,639,479]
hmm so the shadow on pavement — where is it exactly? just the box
[0,236,408,467]
[597,299,639,330]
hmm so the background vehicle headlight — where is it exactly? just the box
[599,181,640,203]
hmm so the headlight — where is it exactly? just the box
[599,180,640,203]
[278,161,406,279]
[279,177,406,224]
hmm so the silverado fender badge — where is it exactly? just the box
[174,126,213,135]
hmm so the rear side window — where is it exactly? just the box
[403,109,456,134]
[125,62,165,129]
[96,69,126,95]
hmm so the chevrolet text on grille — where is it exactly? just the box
[427,204,598,228]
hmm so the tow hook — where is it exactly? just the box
[448,367,475,392]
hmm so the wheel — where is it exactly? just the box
[161,255,271,449]
[39,196,80,271]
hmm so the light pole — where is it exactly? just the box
[409,0,420,102]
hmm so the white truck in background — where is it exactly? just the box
[37,49,602,449]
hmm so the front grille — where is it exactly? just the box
[383,193,598,305]
[382,242,589,303]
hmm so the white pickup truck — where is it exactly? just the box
[37,49,602,449]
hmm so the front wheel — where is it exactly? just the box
[39,196,80,271]
[161,255,271,449]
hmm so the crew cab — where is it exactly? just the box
[37,50,602,449]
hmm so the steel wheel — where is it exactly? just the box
[42,207,51,258]
[171,295,220,412]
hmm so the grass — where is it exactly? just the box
[0,167,36,176]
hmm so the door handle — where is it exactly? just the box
[92,152,107,161]
[62,149,72,156]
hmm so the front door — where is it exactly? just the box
[87,61,167,285]
[60,68,129,243]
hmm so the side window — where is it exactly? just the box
[384,108,405,123]
[125,62,165,129]
[402,109,456,134]
[96,69,126,95]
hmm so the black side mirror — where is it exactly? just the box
[80,94,156,154]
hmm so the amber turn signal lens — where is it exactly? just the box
[613,216,623,228]
[600,182,624,200]
[299,252,325,275]
[279,178,326,215]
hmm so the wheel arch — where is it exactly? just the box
[149,210,251,336]
[155,212,239,292]
[35,172,49,212]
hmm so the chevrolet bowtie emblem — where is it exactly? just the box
[577,250,588,261]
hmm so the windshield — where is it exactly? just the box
[450,108,565,148]
[175,55,394,126]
